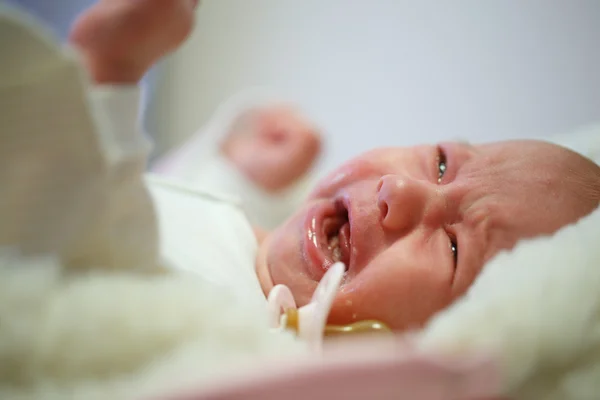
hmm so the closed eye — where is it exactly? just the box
[436,146,458,270]
[449,234,458,266]
[436,146,448,183]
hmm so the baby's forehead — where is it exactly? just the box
[474,139,567,156]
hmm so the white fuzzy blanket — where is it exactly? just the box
[0,254,304,400]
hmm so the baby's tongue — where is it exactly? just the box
[338,222,351,266]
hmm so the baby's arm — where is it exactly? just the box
[56,0,199,269]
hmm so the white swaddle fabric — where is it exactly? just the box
[148,174,265,306]
[164,150,314,230]
[151,90,317,230]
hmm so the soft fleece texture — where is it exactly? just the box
[0,250,498,400]
[0,252,304,400]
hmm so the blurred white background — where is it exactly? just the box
[146,0,600,174]
[9,0,600,175]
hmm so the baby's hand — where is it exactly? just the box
[221,105,322,192]
[69,0,199,84]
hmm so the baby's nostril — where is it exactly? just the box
[378,199,388,220]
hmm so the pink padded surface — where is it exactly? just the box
[159,338,503,400]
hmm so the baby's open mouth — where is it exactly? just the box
[323,203,351,268]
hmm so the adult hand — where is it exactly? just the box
[69,0,199,83]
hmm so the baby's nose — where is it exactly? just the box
[376,175,430,232]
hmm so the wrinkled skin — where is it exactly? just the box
[256,141,600,330]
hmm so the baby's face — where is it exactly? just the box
[256,140,600,330]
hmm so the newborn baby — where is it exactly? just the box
[19,0,600,330]
[2,2,599,398]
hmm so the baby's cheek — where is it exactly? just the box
[327,263,403,327]
[337,260,453,331]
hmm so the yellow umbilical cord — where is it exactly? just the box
[283,308,392,337]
